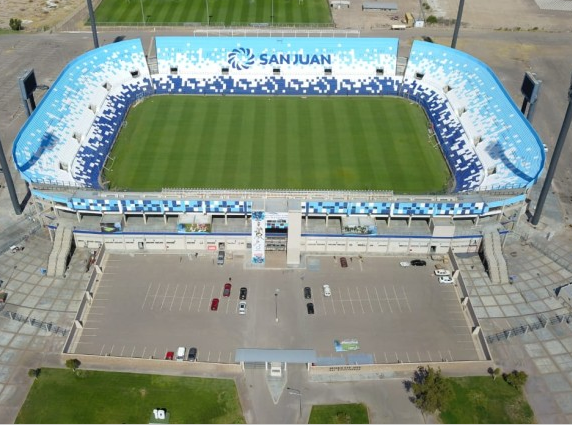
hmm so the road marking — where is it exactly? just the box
[392,285,402,312]
[438,350,443,361]
[384,352,388,363]
[395,352,399,363]
[448,350,453,361]
[141,282,152,310]
[406,351,410,363]
[131,346,136,357]
[120,346,125,356]
[365,288,374,313]
[373,352,377,363]
[160,284,170,310]
[100,344,106,355]
[374,288,383,313]
[199,284,206,313]
[218,351,222,362]
[169,284,179,311]
[384,286,393,313]
[189,284,196,312]
[339,290,346,314]
[427,350,432,361]
[348,288,355,314]
[207,351,211,361]
[417,351,421,362]
[401,286,412,312]
[179,284,188,311]
[321,294,328,315]
[356,287,365,313]
[142,347,146,358]
[150,283,161,310]
[229,352,232,363]
[152,347,157,359]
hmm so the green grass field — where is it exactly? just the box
[15,368,244,424]
[105,96,450,192]
[439,376,534,424]
[95,0,332,25]
[308,403,369,424]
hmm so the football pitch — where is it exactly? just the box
[104,96,451,193]
[95,0,332,25]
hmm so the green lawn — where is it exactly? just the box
[105,96,450,192]
[439,376,535,424]
[15,368,244,424]
[308,403,369,424]
[95,0,332,25]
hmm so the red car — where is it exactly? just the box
[223,283,232,297]
[210,298,219,311]
[165,351,174,360]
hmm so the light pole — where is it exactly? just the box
[531,72,572,225]
[451,0,465,49]
[274,289,279,322]
[287,387,302,419]
[139,0,146,24]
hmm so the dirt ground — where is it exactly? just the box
[0,0,85,30]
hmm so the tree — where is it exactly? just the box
[28,368,41,379]
[410,366,454,415]
[9,18,23,31]
[504,370,528,390]
[487,367,501,380]
[65,358,81,372]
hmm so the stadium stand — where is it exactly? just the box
[405,41,545,191]
[13,39,151,187]
[12,37,545,210]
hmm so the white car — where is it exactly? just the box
[399,261,411,267]
[238,301,247,315]
[323,284,331,297]
[434,269,451,276]
[438,276,454,284]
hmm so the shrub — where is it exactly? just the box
[426,15,438,25]
[9,18,23,31]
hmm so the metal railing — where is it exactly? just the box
[0,309,68,336]
[486,312,572,344]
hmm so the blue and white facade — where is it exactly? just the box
[12,37,544,245]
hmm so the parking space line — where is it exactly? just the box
[365,288,374,313]
[218,351,222,362]
[384,352,388,363]
[207,351,211,361]
[384,286,393,313]
[120,346,125,356]
[229,352,232,363]
[152,348,157,359]
[320,294,328,315]
[448,350,453,361]
[198,284,206,312]
[401,286,412,312]
[356,287,365,313]
[417,351,421,362]
[169,284,179,311]
[374,288,383,313]
[348,288,355,314]
[131,346,136,358]
[99,344,106,355]
[395,352,399,363]
[427,350,432,361]
[406,351,410,363]
[329,292,336,314]
[339,290,346,314]
[392,285,402,312]
[189,285,196,312]
[179,285,188,311]
[438,350,443,361]
[150,283,161,310]
[142,347,146,358]
[141,282,152,310]
[160,284,170,310]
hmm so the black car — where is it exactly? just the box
[307,303,314,314]
[304,287,312,299]
[239,287,247,300]
[410,259,427,266]
[188,347,197,362]
[340,257,348,268]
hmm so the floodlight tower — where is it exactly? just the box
[451,0,465,49]
[86,0,99,48]
[531,72,572,226]
[0,136,22,215]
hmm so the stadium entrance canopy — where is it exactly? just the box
[235,348,317,370]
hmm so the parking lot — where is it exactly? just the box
[74,253,481,364]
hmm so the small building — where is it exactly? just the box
[558,284,572,306]
[362,2,398,11]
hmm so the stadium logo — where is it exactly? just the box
[228,48,255,70]
[228,47,332,70]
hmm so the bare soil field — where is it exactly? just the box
[0,0,84,30]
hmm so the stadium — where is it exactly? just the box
[12,36,545,267]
